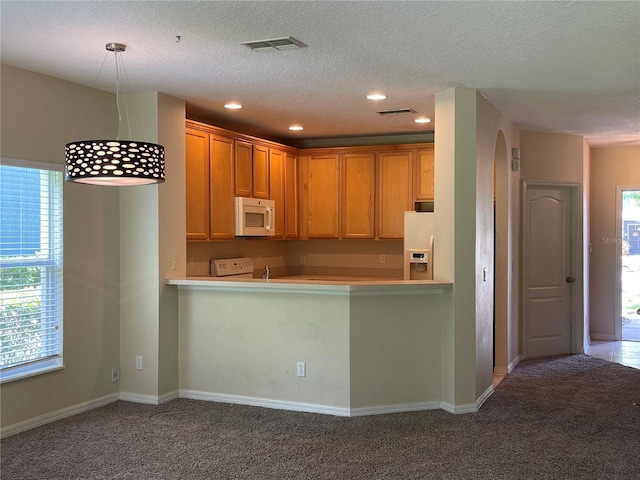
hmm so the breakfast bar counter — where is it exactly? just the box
[166,275,453,417]
[166,275,452,295]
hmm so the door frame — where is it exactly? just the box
[615,185,640,340]
[521,180,583,358]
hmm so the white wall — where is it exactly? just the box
[119,92,184,402]
[435,88,521,409]
[178,289,352,410]
[1,65,121,430]
[590,146,640,339]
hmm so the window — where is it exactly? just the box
[0,161,63,382]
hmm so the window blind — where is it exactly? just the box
[0,164,63,373]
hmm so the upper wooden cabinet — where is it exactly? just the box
[377,151,414,239]
[252,145,269,199]
[299,154,340,239]
[186,119,433,242]
[234,140,253,197]
[209,133,235,240]
[268,147,299,240]
[185,122,235,241]
[186,120,299,241]
[185,127,210,241]
[283,151,299,239]
[341,152,375,239]
[234,140,269,199]
[298,145,427,240]
[415,144,435,201]
[268,148,285,239]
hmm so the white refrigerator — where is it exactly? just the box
[403,211,435,280]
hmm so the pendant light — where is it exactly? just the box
[64,43,165,186]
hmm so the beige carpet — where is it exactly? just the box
[2,354,639,479]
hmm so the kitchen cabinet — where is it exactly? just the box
[269,147,299,240]
[186,120,299,241]
[209,133,235,240]
[186,119,432,243]
[234,140,269,199]
[299,146,424,240]
[253,144,269,199]
[377,151,414,239]
[299,154,340,239]
[268,148,285,239]
[284,151,299,239]
[234,140,253,197]
[341,152,375,239]
[185,126,235,240]
[415,144,435,201]
[185,127,210,241]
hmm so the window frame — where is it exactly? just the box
[0,158,65,384]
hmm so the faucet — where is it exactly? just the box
[263,266,270,279]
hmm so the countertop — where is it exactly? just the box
[166,275,452,296]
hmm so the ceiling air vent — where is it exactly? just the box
[377,108,417,116]
[241,37,308,52]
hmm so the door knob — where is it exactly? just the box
[566,276,575,283]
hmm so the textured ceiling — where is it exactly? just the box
[1,0,639,147]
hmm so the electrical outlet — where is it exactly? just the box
[380,254,386,264]
[171,255,178,270]
[296,361,306,377]
[111,367,120,383]
[136,356,143,370]
[300,255,306,265]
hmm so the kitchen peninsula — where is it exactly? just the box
[167,276,452,416]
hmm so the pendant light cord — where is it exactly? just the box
[114,51,134,142]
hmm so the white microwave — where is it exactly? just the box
[234,197,275,237]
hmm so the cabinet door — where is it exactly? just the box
[284,152,299,239]
[234,140,253,197]
[341,152,375,239]
[269,148,285,239]
[415,145,435,201]
[209,134,235,240]
[306,154,340,239]
[253,144,269,199]
[377,151,414,239]
[185,128,210,241]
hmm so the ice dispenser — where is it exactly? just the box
[405,249,433,280]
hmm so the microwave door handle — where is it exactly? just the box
[267,207,273,231]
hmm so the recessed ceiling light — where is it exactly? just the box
[224,102,243,109]
[289,125,304,131]
[367,93,387,100]
[415,117,432,124]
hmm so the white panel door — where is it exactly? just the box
[523,185,573,358]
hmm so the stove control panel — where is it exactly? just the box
[211,257,254,277]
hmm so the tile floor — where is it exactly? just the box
[585,340,640,369]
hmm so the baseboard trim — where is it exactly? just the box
[349,401,440,417]
[158,389,180,404]
[508,355,522,373]
[180,389,351,416]
[440,401,478,414]
[180,390,442,417]
[476,384,494,410]
[0,392,120,438]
